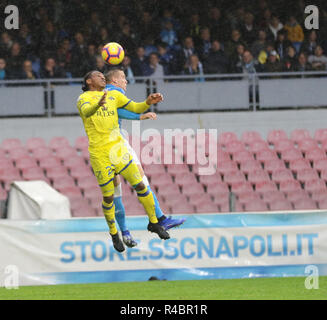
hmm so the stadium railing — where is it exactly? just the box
[0,71,327,117]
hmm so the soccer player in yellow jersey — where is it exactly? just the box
[77,70,170,252]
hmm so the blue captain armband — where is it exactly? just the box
[117,108,141,120]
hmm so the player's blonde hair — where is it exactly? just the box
[104,67,123,84]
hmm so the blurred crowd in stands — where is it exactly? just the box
[1,0,327,81]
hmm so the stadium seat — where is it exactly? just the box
[217,160,238,175]
[70,166,94,179]
[0,187,7,201]
[26,137,46,151]
[83,187,102,202]
[285,189,310,203]
[170,201,194,214]
[280,149,303,162]
[206,182,229,196]
[188,193,213,206]
[69,197,90,211]
[289,158,312,174]
[173,172,198,187]
[237,191,261,205]
[212,192,230,205]
[0,148,5,158]
[248,140,270,153]
[49,136,70,150]
[279,180,302,192]
[293,198,318,210]
[55,146,78,160]
[143,164,166,176]
[1,138,22,151]
[264,159,286,174]
[271,169,294,183]
[15,157,38,170]
[255,180,278,193]
[63,156,87,169]
[290,129,311,144]
[46,166,69,180]
[267,129,288,145]
[0,158,14,170]
[314,128,327,144]
[296,168,319,183]
[157,183,181,197]
[75,136,89,151]
[273,139,295,153]
[71,205,97,218]
[223,170,246,185]
[261,190,285,203]
[225,140,246,155]
[241,131,263,145]
[166,163,190,175]
[255,149,278,163]
[81,149,90,162]
[0,167,22,191]
[195,201,219,213]
[233,150,254,163]
[297,139,318,153]
[244,200,268,212]
[231,181,253,194]
[269,199,293,211]
[321,140,327,152]
[305,148,326,162]
[181,182,204,196]
[305,179,326,193]
[76,175,98,190]
[310,189,327,202]
[32,147,53,160]
[53,176,76,190]
[247,169,270,184]
[150,172,173,188]
[21,167,46,181]
[198,173,222,187]
[58,186,83,200]
[39,157,62,169]
[218,132,238,146]
[8,147,30,161]
[217,150,231,162]
[313,159,327,173]
[240,160,262,174]
[164,193,189,207]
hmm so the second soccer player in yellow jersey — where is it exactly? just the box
[77,70,170,252]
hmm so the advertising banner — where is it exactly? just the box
[1,212,327,286]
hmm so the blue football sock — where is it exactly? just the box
[114,196,127,232]
[148,186,164,219]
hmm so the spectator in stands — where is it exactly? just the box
[262,50,283,72]
[197,27,212,62]
[0,32,13,59]
[118,23,138,55]
[251,29,268,59]
[0,58,9,80]
[224,29,246,58]
[131,46,148,76]
[84,43,97,71]
[258,42,278,65]
[175,36,197,74]
[267,15,284,42]
[137,11,160,43]
[143,34,158,56]
[308,45,327,71]
[284,15,304,53]
[39,21,58,60]
[157,42,175,75]
[71,32,87,77]
[40,57,66,78]
[56,39,72,73]
[295,52,312,72]
[17,24,34,58]
[300,30,320,56]
[122,55,135,84]
[20,60,39,79]
[283,46,298,72]
[183,54,205,81]
[6,42,25,79]
[235,50,261,74]
[240,12,257,46]
[275,29,293,61]
[203,40,229,74]
[208,7,228,42]
[230,43,245,73]
[99,27,111,45]
[144,52,165,81]
[186,12,202,46]
[160,20,179,51]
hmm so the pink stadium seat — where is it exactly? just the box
[240,160,262,174]
[285,189,310,203]
[241,131,263,145]
[237,191,261,205]
[296,168,319,183]
[217,160,238,175]
[1,138,22,151]
[143,164,166,176]
[199,173,222,187]
[150,172,173,188]
[218,132,238,146]
[69,197,90,211]
[0,167,22,191]
[0,158,14,170]
[70,166,94,179]
[255,180,278,193]
[55,146,78,160]
[207,182,229,196]
[313,159,327,173]
[255,149,278,163]
[305,179,326,193]
[166,163,190,175]
[181,182,204,196]
[321,140,327,152]
[170,202,194,214]
[157,183,181,197]
[223,170,246,185]
[32,147,53,160]
[15,157,38,170]
[213,192,230,205]
[173,172,198,186]
[8,147,30,161]
[264,159,286,174]
[267,130,288,145]
[21,167,46,181]
[217,150,231,162]
[289,158,312,173]
[310,189,327,201]
[39,157,61,169]
[195,201,219,213]
[280,149,303,162]
[290,129,311,144]
[26,137,46,151]
[58,186,82,200]
[81,149,90,162]
[318,199,327,209]
[271,169,294,183]
[293,198,318,210]
[244,200,268,212]
[75,136,89,151]
[305,148,326,162]
[49,136,70,150]
[53,176,76,190]
[297,139,319,153]
[314,128,327,144]
[248,140,270,153]
[188,193,213,206]
[0,148,5,157]
[273,139,295,153]
[261,190,285,203]
[247,169,270,184]
[279,180,302,192]
[164,193,189,207]
[84,187,102,202]
[225,141,246,155]
[269,199,293,211]
[233,150,254,164]
[63,156,87,169]
[231,181,253,194]
[46,166,69,180]
[71,205,98,218]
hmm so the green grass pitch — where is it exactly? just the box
[0,277,327,300]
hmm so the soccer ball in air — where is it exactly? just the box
[101,42,125,65]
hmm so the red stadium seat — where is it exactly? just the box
[273,139,295,153]
[55,146,78,160]
[166,163,190,175]
[231,181,253,194]
[279,180,302,192]
[280,149,303,162]
[0,158,14,170]
[240,160,262,174]
[81,149,90,162]
[84,187,102,202]
[212,192,230,205]
[199,173,222,187]
[181,183,204,196]
[69,197,90,211]
[248,140,270,153]
[188,193,213,206]
[46,166,69,180]
[289,158,312,174]
[244,200,268,212]
[164,193,189,207]
[32,147,53,160]
[269,199,293,211]
[237,191,261,205]
[241,131,263,145]
[305,179,326,193]
[311,189,327,201]
[173,172,198,186]
[76,176,98,191]
[267,130,288,145]
[63,156,87,169]
[223,170,246,185]
[143,164,166,176]
[233,150,254,164]
[321,140,327,152]
[247,169,270,184]
[255,180,278,193]
[271,169,294,183]
[8,147,30,161]
[305,148,326,162]
[255,149,278,163]
[217,161,238,175]
[71,205,98,218]
[296,168,319,183]
[39,157,61,169]
[75,136,89,151]
[53,176,76,190]
[26,137,46,151]
[290,129,311,144]
[0,167,22,191]
[313,159,327,173]
[261,190,285,203]
[297,139,319,153]
[225,141,246,155]
[21,167,46,181]
[293,198,318,210]
[218,132,238,146]
[49,136,70,150]
[170,202,194,214]
[157,183,181,197]
[15,157,38,170]
[150,172,173,188]
[1,138,22,151]
[264,159,286,174]
[0,148,6,158]
[70,166,94,179]
[285,189,310,203]
[318,199,327,209]
[207,182,229,196]
[58,186,83,200]
[314,128,327,144]
[195,201,219,213]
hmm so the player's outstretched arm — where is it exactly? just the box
[140,112,157,120]
[146,93,164,105]
[78,92,107,118]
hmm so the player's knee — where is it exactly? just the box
[103,195,114,204]
[134,182,146,192]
